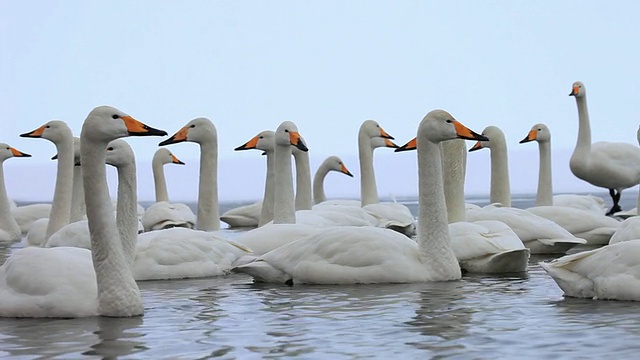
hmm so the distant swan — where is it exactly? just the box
[569,81,640,215]
[0,144,31,242]
[0,105,167,317]
[234,109,487,284]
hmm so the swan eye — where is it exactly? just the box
[285,129,289,133]
[259,136,264,139]
[46,125,50,128]
[112,114,119,119]
[107,147,114,151]
[446,119,452,123]
[190,124,196,128]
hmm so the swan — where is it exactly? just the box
[0,144,31,242]
[569,81,640,215]
[397,138,529,273]
[20,121,74,246]
[540,240,640,301]
[313,155,353,204]
[467,126,587,254]
[0,105,167,317]
[519,123,607,214]
[611,124,640,219]
[140,148,196,231]
[517,123,620,248]
[233,109,488,284]
[11,205,50,234]
[292,136,312,211]
[158,117,221,231]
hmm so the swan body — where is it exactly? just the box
[0,144,31,242]
[609,217,640,244]
[0,105,167,317]
[220,200,263,228]
[12,204,51,234]
[235,110,486,284]
[141,148,196,232]
[569,81,640,215]
[540,240,640,301]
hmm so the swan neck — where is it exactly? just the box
[359,133,378,206]
[294,150,312,210]
[441,140,467,223]
[535,141,553,206]
[152,156,169,202]
[489,139,511,207]
[259,150,275,226]
[273,144,296,224]
[0,163,20,237]
[70,166,86,222]
[196,142,220,231]
[116,161,138,270]
[46,136,74,240]
[312,161,330,204]
[573,95,592,155]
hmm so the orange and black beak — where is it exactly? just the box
[569,84,579,97]
[289,131,308,152]
[159,126,188,146]
[234,135,260,151]
[171,154,185,165]
[519,130,537,144]
[20,125,46,138]
[395,138,417,152]
[379,126,395,140]
[468,141,484,152]
[122,116,167,137]
[453,121,488,142]
[10,147,31,157]
[341,163,353,177]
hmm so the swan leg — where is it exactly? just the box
[606,189,622,216]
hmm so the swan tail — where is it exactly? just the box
[461,248,530,274]
[233,259,292,284]
[539,257,596,299]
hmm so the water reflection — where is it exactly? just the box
[83,317,146,358]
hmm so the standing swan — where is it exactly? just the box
[234,110,487,284]
[0,144,31,242]
[0,106,167,317]
[569,81,640,215]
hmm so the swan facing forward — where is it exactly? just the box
[0,144,31,242]
[234,109,488,284]
[0,106,167,317]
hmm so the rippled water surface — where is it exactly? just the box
[2,194,640,359]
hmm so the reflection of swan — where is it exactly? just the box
[313,156,353,204]
[569,81,640,215]
[21,121,74,246]
[467,126,587,254]
[540,240,640,301]
[0,105,166,317]
[0,144,31,242]
[159,117,221,231]
[85,317,145,358]
[141,148,196,231]
[519,123,607,214]
[235,109,486,284]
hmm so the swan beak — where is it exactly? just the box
[290,131,309,152]
[384,139,399,148]
[395,137,417,152]
[122,116,168,137]
[20,125,46,138]
[453,121,489,142]
[234,135,260,151]
[159,126,188,146]
[519,130,537,144]
[468,141,484,152]
[379,126,395,140]
[51,154,58,160]
[171,154,185,165]
[341,164,354,177]
[569,85,579,96]
[10,147,31,157]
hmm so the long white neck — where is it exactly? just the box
[535,140,553,206]
[46,134,74,240]
[359,132,378,206]
[570,94,592,171]
[0,162,20,239]
[293,150,312,210]
[81,137,142,317]
[442,140,467,223]
[152,155,169,202]
[417,136,460,280]
[69,165,86,222]
[196,141,220,231]
[259,150,275,227]
[313,161,332,204]
[116,160,138,270]
[489,136,511,207]
[273,143,296,224]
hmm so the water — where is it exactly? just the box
[1,193,639,359]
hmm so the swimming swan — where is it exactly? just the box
[0,144,31,242]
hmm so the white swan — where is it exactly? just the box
[467,126,586,254]
[292,137,312,211]
[569,81,640,215]
[519,123,607,214]
[0,105,167,317]
[313,155,353,204]
[20,121,74,246]
[53,137,86,222]
[540,240,640,301]
[234,109,488,284]
[141,148,196,232]
[159,118,221,231]
[612,125,640,219]
[11,205,51,234]
[0,144,31,242]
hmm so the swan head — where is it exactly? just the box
[234,130,275,153]
[360,120,395,140]
[20,120,72,145]
[395,110,488,152]
[468,125,502,152]
[159,117,216,146]
[519,123,550,144]
[325,155,353,177]
[569,81,585,97]
[276,121,308,151]
[105,139,135,168]
[153,147,185,166]
[0,143,31,162]
[81,106,167,143]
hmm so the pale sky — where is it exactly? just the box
[1,1,639,202]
